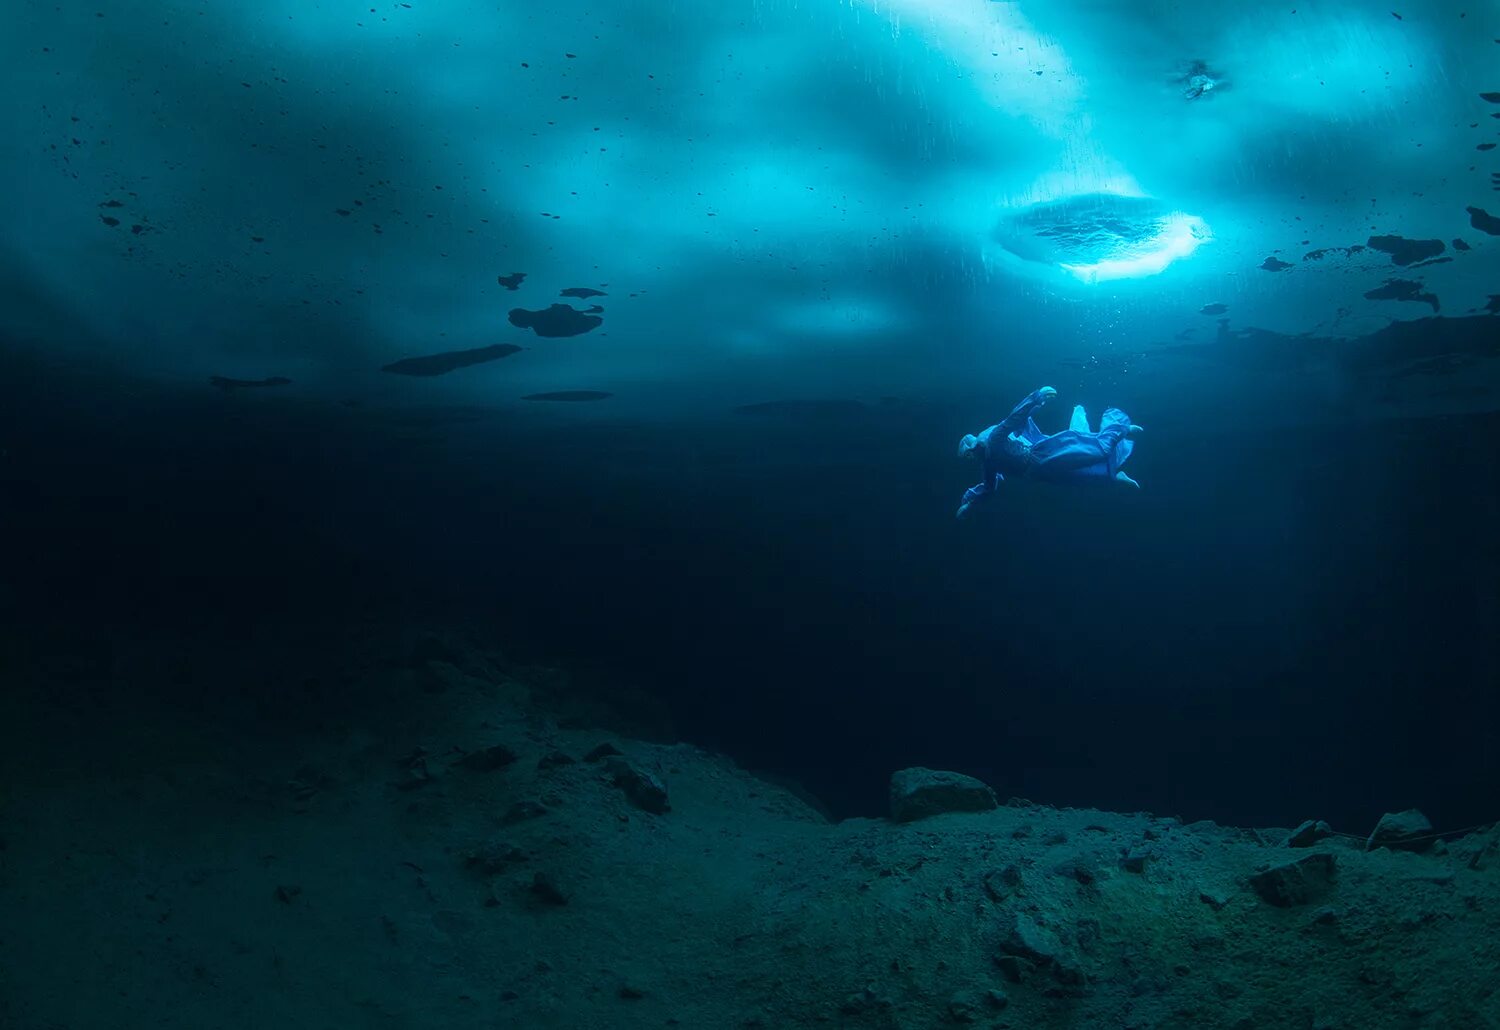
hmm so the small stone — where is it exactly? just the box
[1288,820,1334,848]
[392,749,432,791]
[888,767,998,823]
[985,988,1010,1010]
[274,884,302,904]
[502,800,549,824]
[839,987,890,1016]
[983,864,1022,902]
[529,872,568,906]
[1198,890,1229,911]
[605,758,671,814]
[457,744,518,771]
[998,911,1084,985]
[946,990,981,1023]
[993,955,1030,982]
[1367,809,1434,852]
[1249,853,1337,907]
[584,743,623,762]
[537,750,576,769]
[1053,856,1097,884]
[1461,828,1500,870]
[464,840,525,875]
[618,985,645,1000]
[1310,906,1339,926]
[1120,847,1151,873]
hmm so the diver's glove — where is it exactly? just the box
[1038,386,1058,403]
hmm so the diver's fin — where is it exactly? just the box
[1115,471,1140,489]
[1069,404,1090,434]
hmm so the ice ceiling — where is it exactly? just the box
[3,0,1498,419]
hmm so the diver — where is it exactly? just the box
[955,386,1143,519]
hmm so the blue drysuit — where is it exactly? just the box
[956,387,1139,518]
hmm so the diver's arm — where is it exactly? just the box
[996,386,1057,433]
[955,473,1004,519]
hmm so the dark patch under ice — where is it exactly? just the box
[1303,245,1365,261]
[521,391,612,402]
[508,304,604,338]
[734,399,868,419]
[209,375,292,391]
[381,343,523,377]
[1366,235,1445,266]
[1199,303,1227,315]
[559,287,606,299]
[1363,279,1439,313]
[496,272,526,291]
[1467,206,1500,235]
[1260,257,1293,272]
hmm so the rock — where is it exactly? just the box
[606,758,670,814]
[1367,809,1434,852]
[1310,906,1339,926]
[994,955,1029,983]
[1199,890,1229,911]
[1120,846,1151,873]
[997,912,1084,985]
[838,987,891,1016]
[1457,827,1500,871]
[529,872,568,906]
[888,767,998,823]
[1052,856,1097,885]
[983,865,1023,902]
[1249,853,1338,907]
[583,743,623,762]
[391,749,433,791]
[274,884,302,904]
[502,800,549,825]
[464,840,526,875]
[946,990,981,1023]
[456,744,518,772]
[537,750,576,769]
[1287,820,1334,848]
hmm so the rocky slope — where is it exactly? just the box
[1,630,1495,1029]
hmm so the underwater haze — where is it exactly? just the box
[3,1,1500,1027]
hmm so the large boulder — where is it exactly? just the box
[888,767,998,823]
[1286,819,1333,848]
[1249,853,1338,907]
[1367,809,1434,852]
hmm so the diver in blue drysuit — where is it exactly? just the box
[955,386,1142,519]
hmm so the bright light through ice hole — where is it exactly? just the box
[996,193,1212,283]
[1061,213,1211,283]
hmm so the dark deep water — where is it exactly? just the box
[5,351,1496,836]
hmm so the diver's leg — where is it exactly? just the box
[1096,408,1143,454]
